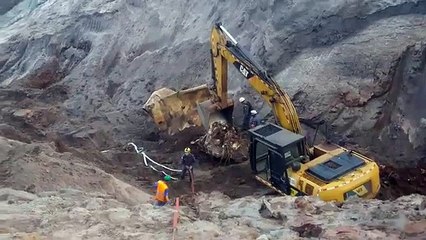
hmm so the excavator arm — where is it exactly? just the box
[209,23,302,134]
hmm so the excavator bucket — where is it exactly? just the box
[197,98,234,129]
[142,84,213,135]
[142,84,235,135]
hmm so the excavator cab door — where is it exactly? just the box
[251,139,271,181]
[249,137,291,194]
[268,149,290,193]
[249,123,307,195]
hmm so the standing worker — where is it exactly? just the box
[249,109,259,128]
[180,147,196,182]
[153,175,171,206]
[239,97,253,130]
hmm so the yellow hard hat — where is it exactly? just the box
[184,147,191,153]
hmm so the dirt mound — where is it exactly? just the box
[0,136,150,205]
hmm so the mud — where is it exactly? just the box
[93,136,264,202]
[378,162,426,200]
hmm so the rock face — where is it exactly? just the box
[0,0,425,167]
[1,189,425,240]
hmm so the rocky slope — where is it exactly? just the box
[1,188,425,240]
[0,0,425,167]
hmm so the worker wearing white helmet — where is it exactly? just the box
[250,109,259,128]
[239,96,253,130]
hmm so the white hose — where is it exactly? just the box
[127,142,182,180]
[147,165,179,181]
[143,152,182,172]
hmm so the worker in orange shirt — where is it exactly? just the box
[153,175,171,206]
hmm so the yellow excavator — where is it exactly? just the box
[143,23,380,202]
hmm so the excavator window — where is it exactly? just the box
[282,143,302,162]
[249,123,307,194]
[253,140,271,180]
[255,140,268,159]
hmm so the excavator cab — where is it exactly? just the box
[248,123,307,196]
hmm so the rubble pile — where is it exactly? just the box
[2,189,424,240]
[194,192,426,239]
[192,122,249,164]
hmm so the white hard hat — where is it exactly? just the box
[251,110,257,115]
[239,97,245,103]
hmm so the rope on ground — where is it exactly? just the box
[172,197,180,240]
[127,142,182,180]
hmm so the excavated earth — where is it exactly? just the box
[0,0,426,239]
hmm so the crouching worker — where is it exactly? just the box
[153,175,171,206]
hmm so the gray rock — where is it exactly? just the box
[85,198,103,210]
[107,207,131,224]
[12,109,30,118]
[69,207,91,222]
[0,188,37,202]
[256,235,269,240]
[37,191,59,198]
